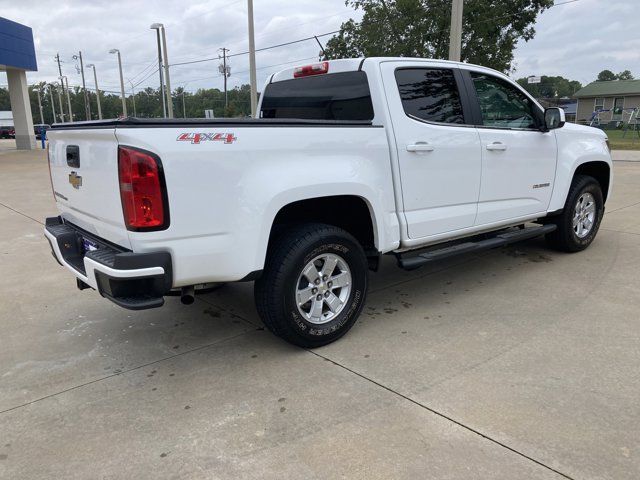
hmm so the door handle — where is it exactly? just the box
[406,142,434,153]
[486,142,507,151]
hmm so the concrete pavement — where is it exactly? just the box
[1,149,639,479]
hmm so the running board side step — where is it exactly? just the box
[396,224,557,271]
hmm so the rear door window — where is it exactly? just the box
[394,68,466,124]
[260,71,374,121]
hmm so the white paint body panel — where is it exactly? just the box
[47,129,132,249]
[474,127,557,225]
[379,60,482,239]
[46,57,612,288]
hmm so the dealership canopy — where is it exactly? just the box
[0,17,37,150]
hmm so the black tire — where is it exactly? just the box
[545,174,604,252]
[255,223,368,348]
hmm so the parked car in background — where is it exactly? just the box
[0,125,13,139]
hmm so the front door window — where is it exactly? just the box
[471,73,540,129]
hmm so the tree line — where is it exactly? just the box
[0,83,254,124]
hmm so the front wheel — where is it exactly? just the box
[545,174,604,252]
[255,223,368,348]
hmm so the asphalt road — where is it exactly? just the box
[1,147,639,479]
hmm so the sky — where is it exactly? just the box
[1,0,639,95]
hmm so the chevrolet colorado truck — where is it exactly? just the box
[45,58,612,347]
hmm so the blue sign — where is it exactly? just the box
[0,17,37,71]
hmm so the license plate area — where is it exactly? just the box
[82,237,99,253]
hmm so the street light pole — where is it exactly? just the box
[150,24,167,118]
[86,64,102,120]
[47,84,57,124]
[61,76,73,122]
[160,25,173,118]
[448,0,463,62]
[55,82,65,122]
[247,0,258,117]
[109,49,128,117]
[36,87,44,124]
[73,51,91,120]
[128,80,137,117]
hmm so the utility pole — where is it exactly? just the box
[86,64,102,119]
[47,84,56,124]
[182,91,186,118]
[36,87,44,124]
[62,76,73,122]
[74,51,91,120]
[160,25,173,118]
[247,0,258,117]
[219,48,230,111]
[54,53,66,121]
[448,0,464,62]
[151,24,167,118]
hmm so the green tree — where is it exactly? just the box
[597,70,617,82]
[324,0,554,72]
[516,75,582,98]
[617,70,634,81]
[0,82,255,124]
[0,87,10,110]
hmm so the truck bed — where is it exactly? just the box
[50,117,374,129]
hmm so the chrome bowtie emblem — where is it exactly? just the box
[68,171,83,189]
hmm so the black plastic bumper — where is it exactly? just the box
[45,216,172,310]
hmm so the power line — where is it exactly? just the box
[132,67,160,89]
[128,58,161,84]
[170,30,339,68]
[173,56,320,89]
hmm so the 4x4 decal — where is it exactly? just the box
[177,133,237,144]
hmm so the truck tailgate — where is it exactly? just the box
[48,128,131,249]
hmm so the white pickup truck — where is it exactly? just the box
[45,58,612,347]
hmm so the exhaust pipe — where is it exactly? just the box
[180,286,195,305]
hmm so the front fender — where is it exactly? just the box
[548,124,612,212]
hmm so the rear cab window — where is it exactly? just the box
[260,71,374,121]
[394,68,466,125]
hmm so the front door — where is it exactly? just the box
[465,70,557,226]
[381,62,482,239]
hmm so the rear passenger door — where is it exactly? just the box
[381,62,481,240]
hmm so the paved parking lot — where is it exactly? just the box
[1,147,639,479]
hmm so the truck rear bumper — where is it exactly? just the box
[44,216,173,310]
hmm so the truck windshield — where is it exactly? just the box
[260,71,374,121]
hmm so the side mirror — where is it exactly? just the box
[544,107,566,131]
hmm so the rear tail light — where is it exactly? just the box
[118,146,169,231]
[293,61,329,78]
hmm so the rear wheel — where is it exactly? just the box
[545,175,604,252]
[255,223,368,348]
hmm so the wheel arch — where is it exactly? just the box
[574,161,611,203]
[267,194,379,251]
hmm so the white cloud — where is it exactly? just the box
[512,0,640,83]
[2,0,638,93]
